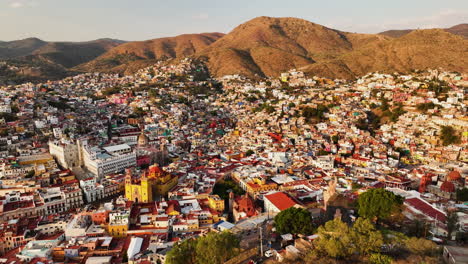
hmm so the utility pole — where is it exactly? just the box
[259,226,263,257]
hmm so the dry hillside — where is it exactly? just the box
[77,33,224,73]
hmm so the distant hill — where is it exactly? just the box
[194,17,467,79]
[30,39,126,68]
[0,55,70,85]
[0,38,125,67]
[0,37,125,82]
[197,17,353,78]
[0,38,48,59]
[0,38,125,83]
[2,18,467,82]
[445,24,468,38]
[302,28,468,79]
[76,33,224,74]
[379,24,468,38]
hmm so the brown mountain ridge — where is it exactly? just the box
[5,17,467,80]
[0,38,125,68]
[80,17,466,79]
[379,23,468,39]
[196,17,467,79]
[76,33,224,74]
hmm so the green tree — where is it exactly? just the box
[404,237,437,256]
[166,238,197,264]
[313,218,353,258]
[212,179,245,200]
[447,211,460,240]
[133,107,147,118]
[389,103,406,122]
[195,231,240,264]
[0,112,18,122]
[380,98,390,111]
[148,89,158,98]
[357,188,404,223]
[331,135,339,144]
[122,252,128,263]
[456,188,468,202]
[350,218,383,255]
[301,105,329,122]
[416,102,436,112]
[274,207,315,235]
[25,170,35,178]
[10,104,20,113]
[406,219,431,238]
[440,126,461,146]
[369,253,393,264]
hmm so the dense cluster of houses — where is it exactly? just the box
[0,59,466,263]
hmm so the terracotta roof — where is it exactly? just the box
[405,197,446,222]
[264,192,298,211]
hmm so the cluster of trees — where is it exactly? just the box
[355,111,381,135]
[101,86,123,96]
[245,149,255,156]
[0,112,18,122]
[309,218,385,259]
[416,102,437,112]
[252,102,275,114]
[129,107,147,118]
[47,100,72,110]
[274,207,315,235]
[166,231,240,264]
[381,101,406,123]
[301,104,329,122]
[427,79,450,96]
[439,126,461,146]
[212,179,245,200]
[457,188,468,202]
[357,188,404,224]
[306,217,438,263]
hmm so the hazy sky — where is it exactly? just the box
[1,0,467,41]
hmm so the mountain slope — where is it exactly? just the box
[197,16,358,78]
[0,38,47,59]
[379,23,468,38]
[30,39,125,68]
[445,24,468,38]
[76,33,224,73]
[195,17,467,79]
[0,38,125,82]
[302,29,468,79]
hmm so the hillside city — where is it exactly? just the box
[0,57,466,264]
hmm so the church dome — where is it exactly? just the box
[440,181,456,193]
[138,131,149,146]
[447,170,462,182]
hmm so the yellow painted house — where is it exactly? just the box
[207,195,225,212]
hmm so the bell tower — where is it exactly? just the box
[140,171,152,203]
[125,168,133,200]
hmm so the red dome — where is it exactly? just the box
[149,165,163,174]
[441,181,456,193]
[447,170,462,182]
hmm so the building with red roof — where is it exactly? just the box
[264,192,302,213]
[232,193,259,222]
[404,197,447,237]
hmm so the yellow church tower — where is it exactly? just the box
[140,172,152,203]
[125,168,153,203]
